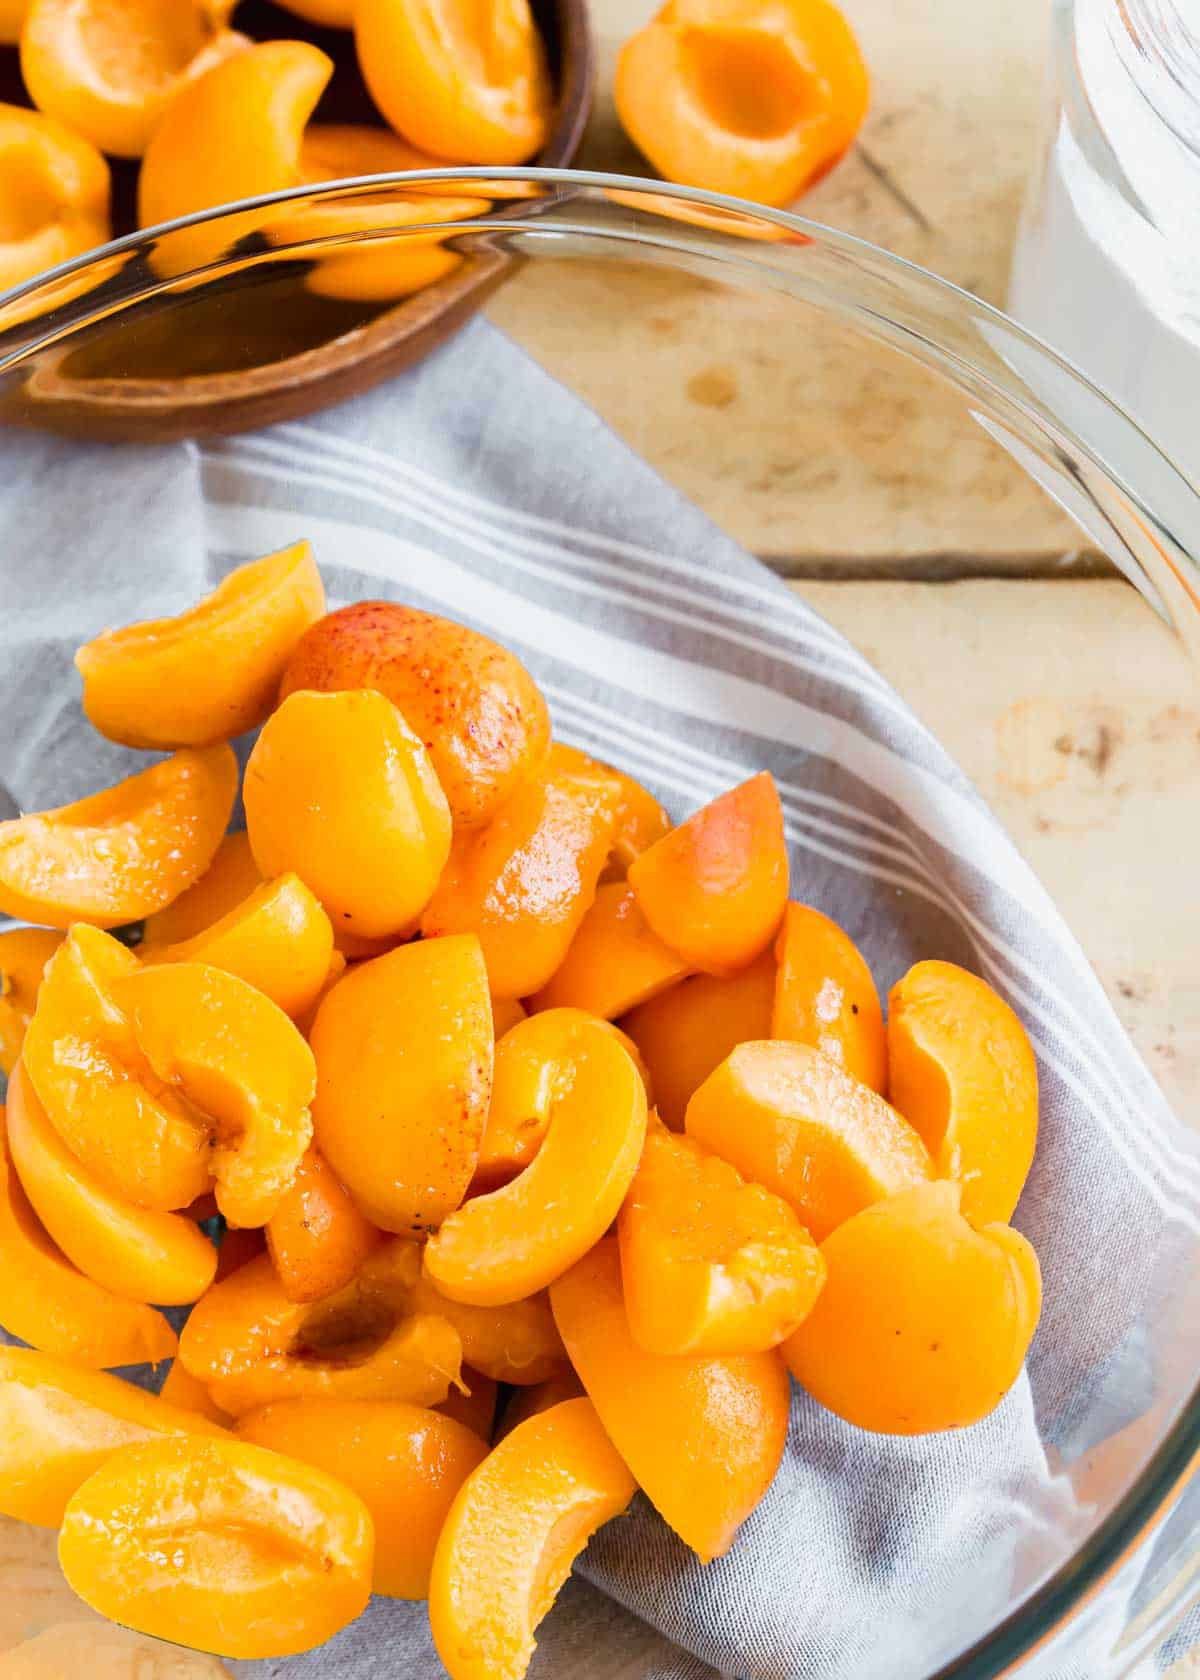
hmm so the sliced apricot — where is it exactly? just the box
[355,0,551,166]
[0,746,237,930]
[436,1367,498,1441]
[0,1346,226,1526]
[615,0,869,207]
[282,602,552,831]
[246,687,451,941]
[551,744,670,876]
[21,0,248,159]
[295,947,347,1038]
[550,1240,788,1562]
[0,926,62,1076]
[0,102,109,296]
[528,880,690,1018]
[76,544,326,750]
[59,1435,373,1658]
[494,1370,584,1441]
[214,1224,266,1281]
[783,1181,1042,1432]
[150,873,334,1021]
[310,935,492,1234]
[159,1359,233,1428]
[888,960,1039,1226]
[239,1399,487,1599]
[618,1125,824,1355]
[429,1397,636,1680]
[266,1146,381,1305]
[409,1273,566,1385]
[425,1012,647,1305]
[140,830,260,950]
[772,902,886,1091]
[686,1040,933,1240]
[23,925,210,1213]
[6,1061,217,1306]
[621,946,775,1128]
[492,994,527,1038]
[0,1109,175,1369]
[116,962,315,1229]
[179,1241,461,1416]
[628,771,788,976]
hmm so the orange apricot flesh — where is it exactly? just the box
[0,926,62,1076]
[0,101,109,295]
[0,745,237,930]
[0,1346,226,1526]
[550,1239,789,1562]
[686,1040,933,1240]
[618,1125,825,1355]
[239,1399,488,1599]
[628,771,789,976]
[76,543,325,750]
[429,1398,636,1680]
[266,1146,381,1305]
[782,1180,1042,1432]
[436,1367,499,1441]
[159,1358,233,1428]
[494,1370,584,1442]
[888,960,1039,1225]
[140,830,260,949]
[772,901,886,1092]
[551,743,670,876]
[310,935,493,1235]
[527,880,690,1019]
[58,1435,374,1658]
[408,1273,567,1385]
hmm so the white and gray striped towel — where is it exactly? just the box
[1,318,1197,1680]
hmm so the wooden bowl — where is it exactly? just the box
[0,0,592,442]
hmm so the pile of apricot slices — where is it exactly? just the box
[0,542,1043,1679]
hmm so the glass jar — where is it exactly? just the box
[1009,0,1200,485]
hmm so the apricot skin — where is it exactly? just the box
[782,1181,1042,1433]
[280,602,552,830]
[772,902,887,1093]
[266,1146,381,1304]
[140,830,261,949]
[76,543,325,750]
[551,1240,789,1562]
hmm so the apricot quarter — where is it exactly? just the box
[686,1040,933,1240]
[0,102,109,297]
[528,881,690,1019]
[783,1181,1042,1432]
[310,935,492,1234]
[266,1146,380,1304]
[280,602,551,830]
[0,1346,225,1526]
[551,1240,789,1562]
[619,1126,825,1355]
[58,1435,373,1658]
[628,772,789,975]
[76,544,325,750]
[551,744,670,875]
[0,745,237,930]
[772,902,886,1092]
[425,1012,647,1305]
[246,687,451,941]
[429,1398,635,1680]
[888,960,1039,1225]
[0,926,62,1076]
[140,830,260,949]
[239,1399,488,1599]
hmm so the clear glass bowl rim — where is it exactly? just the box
[1,166,1197,1679]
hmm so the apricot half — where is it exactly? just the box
[310,935,493,1234]
[355,0,552,166]
[550,1240,789,1561]
[179,1241,461,1416]
[266,1147,380,1305]
[424,1012,647,1305]
[429,1398,636,1680]
[422,747,619,999]
[772,902,886,1092]
[783,1180,1042,1432]
[686,1040,933,1240]
[528,881,690,1019]
[140,830,261,949]
[280,602,552,831]
[246,687,451,941]
[618,1126,824,1355]
[58,1435,374,1658]
[0,926,62,1076]
[621,946,775,1128]
[888,960,1039,1226]
[0,1346,226,1526]
[76,544,325,750]
[628,771,788,975]
[0,1109,176,1369]
[0,745,237,930]
[239,1399,488,1599]
[6,1061,217,1306]
[0,102,109,296]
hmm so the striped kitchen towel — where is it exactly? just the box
[1,317,1196,1680]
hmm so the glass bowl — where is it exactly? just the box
[0,171,1197,1680]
